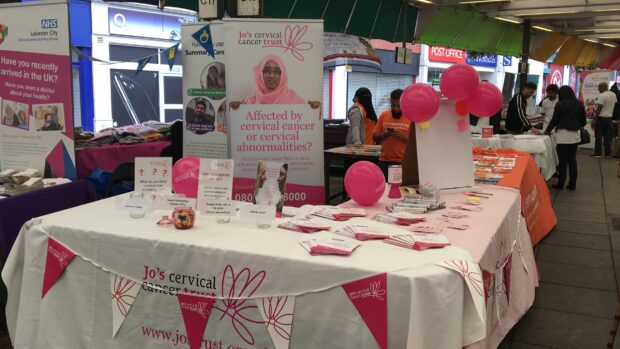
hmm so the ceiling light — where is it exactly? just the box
[416,0,433,3]
[457,0,510,4]
[593,8,620,13]
[513,11,579,16]
[600,35,620,39]
[584,39,599,43]
[603,43,617,48]
[495,16,521,24]
[574,28,595,32]
[532,25,553,32]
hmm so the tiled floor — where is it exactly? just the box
[0,151,618,348]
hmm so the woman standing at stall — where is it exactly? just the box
[545,85,587,190]
[346,87,377,146]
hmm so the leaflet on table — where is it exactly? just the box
[224,19,325,206]
[253,161,287,217]
[299,237,360,256]
[197,159,234,216]
[240,204,276,224]
[134,157,172,194]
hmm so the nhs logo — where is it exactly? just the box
[41,19,58,29]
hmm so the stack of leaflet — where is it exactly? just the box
[384,233,451,251]
[373,212,426,226]
[473,155,518,184]
[2,169,44,195]
[299,237,361,256]
[277,218,332,233]
[332,225,392,241]
[0,169,17,183]
[387,195,445,214]
[311,207,367,221]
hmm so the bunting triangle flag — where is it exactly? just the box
[135,56,151,76]
[503,253,513,304]
[111,273,141,337]
[192,24,215,59]
[341,274,387,349]
[165,43,179,71]
[258,296,295,349]
[177,293,215,349]
[42,237,76,299]
[439,259,486,326]
[483,269,493,305]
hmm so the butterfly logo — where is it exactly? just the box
[212,265,266,345]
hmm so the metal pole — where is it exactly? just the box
[402,1,408,48]
[520,19,531,91]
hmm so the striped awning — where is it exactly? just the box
[127,0,419,43]
[416,7,525,57]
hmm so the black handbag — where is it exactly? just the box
[579,128,590,145]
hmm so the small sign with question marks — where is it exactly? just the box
[135,157,173,195]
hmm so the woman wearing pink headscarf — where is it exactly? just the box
[230,54,321,110]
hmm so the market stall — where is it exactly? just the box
[3,184,535,349]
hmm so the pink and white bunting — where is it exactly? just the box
[258,296,295,349]
[110,273,141,337]
[439,260,486,325]
[41,237,76,299]
[341,273,388,349]
[177,294,216,349]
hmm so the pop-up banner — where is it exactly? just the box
[181,22,229,159]
[224,18,324,206]
[0,0,75,178]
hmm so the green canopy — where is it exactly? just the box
[417,7,525,57]
[127,0,418,42]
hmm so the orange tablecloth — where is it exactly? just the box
[498,152,557,245]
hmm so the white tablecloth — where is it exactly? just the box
[3,186,537,349]
[472,135,558,180]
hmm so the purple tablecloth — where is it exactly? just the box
[0,180,99,258]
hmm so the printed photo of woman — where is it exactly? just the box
[229,54,321,111]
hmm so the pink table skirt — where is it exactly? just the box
[75,141,171,179]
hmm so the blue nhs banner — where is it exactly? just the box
[502,56,512,66]
[465,53,497,67]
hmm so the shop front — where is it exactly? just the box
[90,2,197,131]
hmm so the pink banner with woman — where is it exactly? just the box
[224,19,324,206]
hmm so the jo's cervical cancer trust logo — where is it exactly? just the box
[0,24,7,45]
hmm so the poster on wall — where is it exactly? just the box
[224,18,324,206]
[0,1,75,178]
[181,22,229,159]
[578,70,614,148]
[545,64,563,90]
[579,70,614,118]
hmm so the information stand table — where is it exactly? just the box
[472,135,557,180]
[0,180,99,258]
[3,185,536,349]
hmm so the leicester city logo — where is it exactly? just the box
[0,24,7,45]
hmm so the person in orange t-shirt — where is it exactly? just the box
[373,89,410,179]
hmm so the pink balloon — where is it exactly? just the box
[400,83,440,123]
[344,161,385,206]
[172,157,200,198]
[439,64,479,100]
[463,82,503,118]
